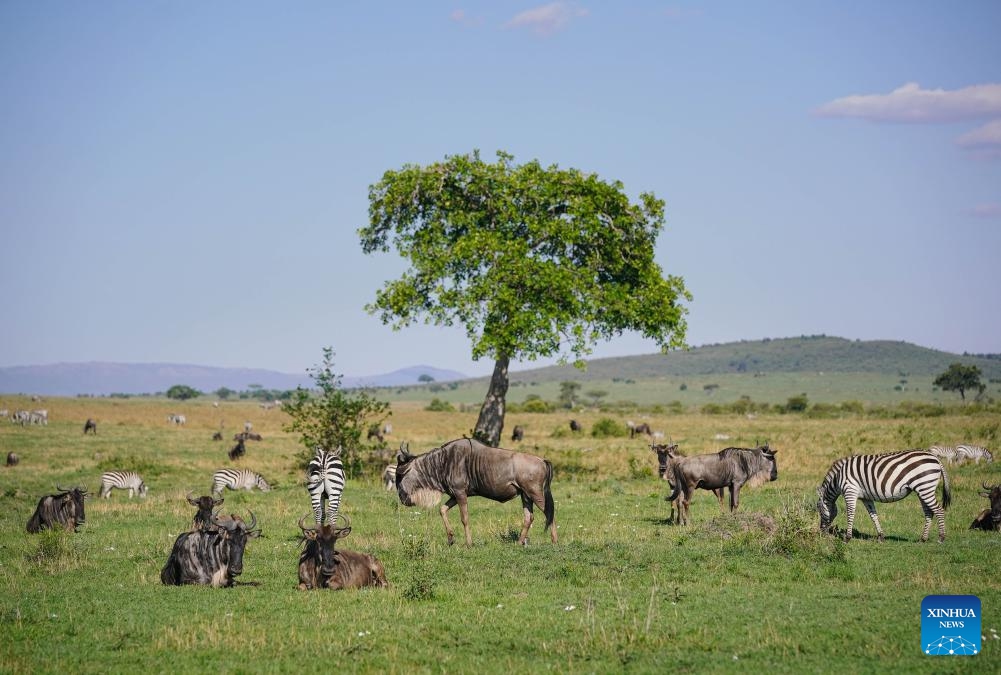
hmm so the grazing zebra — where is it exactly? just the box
[99,471,148,499]
[817,450,951,543]
[382,464,397,491]
[928,445,958,463]
[306,447,345,526]
[956,444,993,464]
[211,468,272,495]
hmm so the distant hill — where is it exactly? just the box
[499,336,1001,384]
[0,362,467,397]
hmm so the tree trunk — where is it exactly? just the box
[474,355,509,447]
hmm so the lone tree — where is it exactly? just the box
[934,363,985,402]
[166,384,200,401]
[360,150,690,445]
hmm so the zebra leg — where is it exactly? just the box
[843,492,859,542]
[917,496,945,543]
[861,499,884,542]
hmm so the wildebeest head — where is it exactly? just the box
[743,443,779,485]
[187,492,224,529]
[395,443,444,509]
[212,511,260,577]
[299,512,351,576]
[56,484,88,527]
[980,482,1001,526]
[650,442,680,479]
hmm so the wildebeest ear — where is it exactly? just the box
[335,527,352,539]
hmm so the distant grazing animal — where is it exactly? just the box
[630,423,652,438]
[511,425,525,442]
[956,444,993,464]
[383,423,393,435]
[187,493,224,531]
[99,471,148,499]
[26,486,88,533]
[382,464,397,491]
[228,439,246,461]
[83,418,97,434]
[233,432,263,442]
[650,443,724,524]
[160,512,260,587]
[244,421,253,433]
[212,431,223,441]
[306,447,346,526]
[6,452,18,467]
[928,445,959,464]
[297,514,388,591]
[969,482,1001,532]
[665,444,778,526]
[395,437,557,546]
[167,413,186,425]
[367,425,384,443]
[0,408,7,418]
[211,468,271,496]
[30,409,48,425]
[569,420,582,433]
[817,450,951,543]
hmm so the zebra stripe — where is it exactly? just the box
[382,464,397,491]
[928,445,958,463]
[211,469,271,495]
[99,471,148,499]
[956,444,993,464]
[817,450,951,542]
[306,448,345,525]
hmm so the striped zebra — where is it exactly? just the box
[211,468,272,495]
[306,447,345,526]
[99,471,148,499]
[382,464,397,491]
[817,450,951,543]
[956,444,993,464]
[928,445,959,463]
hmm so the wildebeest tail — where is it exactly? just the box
[543,459,556,531]
[940,465,951,511]
[26,500,44,533]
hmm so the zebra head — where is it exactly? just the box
[816,485,838,533]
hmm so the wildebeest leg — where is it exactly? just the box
[457,494,474,546]
[517,492,535,545]
[729,483,742,512]
[860,499,884,542]
[714,488,726,512]
[439,497,458,545]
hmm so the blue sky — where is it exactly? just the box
[2,2,999,379]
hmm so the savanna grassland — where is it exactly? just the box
[1,395,999,674]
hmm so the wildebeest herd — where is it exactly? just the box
[12,412,999,593]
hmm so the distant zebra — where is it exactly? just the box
[382,464,397,491]
[817,450,951,543]
[99,471,148,499]
[306,447,345,526]
[211,468,271,495]
[956,444,993,464]
[928,445,958,464]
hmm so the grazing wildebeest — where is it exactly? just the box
[83,418,97,435]
[160,512,260,587]
[228,439,246,461]
[187,493,224,531]
[212,431,223,441]
[665,444,779,525]
[26,486,88,533]
[233,432,263,442]
[651,443,725,524]
[969,482,1001,532]
[367,424,384,443]
[395,437,557,546]
[569,420,582,433]
[631,422,652,438]
[6,452,18,467]
[511,425,525,442]
[382,464,397,491]
[297,514,388,590]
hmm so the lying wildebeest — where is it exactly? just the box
[233,432,263,442]
[297,514,388,590]
[160,512,260,587]
[187,492,224,531]
[83,418,97,434]
[382,464,397,491]
[26,485,88,533]
[970,482,1001,532]
[395,437,557,546]
[228,439,246,461]
[631,422,652,438]
[651,443,725,524]
[569,420,582,433]
[511,425,525,442]
[6,451,18,467]
[665,444,778,525]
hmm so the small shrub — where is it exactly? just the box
[591,418,628,438]
[425,398,455,412]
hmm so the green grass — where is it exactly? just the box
[1,399,1000,673]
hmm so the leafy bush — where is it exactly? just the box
[590,417,628,438]
[425,398,455,412]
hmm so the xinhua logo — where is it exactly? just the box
[922,595,981,656]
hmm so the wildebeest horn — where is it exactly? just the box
[55,484,70,493]
[298,513,316,533]
[186,492,198,505]
[246,510,258,532]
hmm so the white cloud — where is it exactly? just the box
[956,119,1001,149]
[504,2,589,36]
[814,82,1001,124]
[968,203,1001,219]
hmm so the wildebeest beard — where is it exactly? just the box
[397,449,446,509]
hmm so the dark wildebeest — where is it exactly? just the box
[395,437,557,546]
[651,443,725,524]
[186,492,224,531]
[233,432,263,442]
[665,444,779,525]
[83,418,97,435]
[26,485,88,533]
[367,425,384,443]
[228,439,246,461]
[970,482,1001,532]
[212,431,223,441]
[6,452,18,467]
[569,420,582,433]
[297,514,388,590]
[631,422,652,438]
[160,512,260,587]
[511,425,525,442]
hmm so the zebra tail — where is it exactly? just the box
[940,466,952,511]
[543,460,556,531]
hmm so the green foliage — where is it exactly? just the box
[165,384,200,400]
[933,362,985,401]
[214,386,235,400]
[785,393,809,413]
[417,374,435,383]
[559,381,582,409]
[281,347,390,476]
[590,417,628,438]
[424,398,455,412]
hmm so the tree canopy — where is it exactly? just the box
[166,384,200,400]
[934,363,985,401]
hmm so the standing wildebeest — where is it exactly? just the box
[569,420,582,433]
[6,452,18,467]
[395,437,557,546]
[187,493,224,531]
[817,450,950,542]
[26,486,88,533]
[511,425,525,442]
[297,514,388,590]
[83,418,97,434]
[228,439,246,461]
[651,443,725,524]
[665,444,778,525]
[212,431,223,441]
[367,424,385,443]
[160,512,260,587]
[969,482,1001,532]
[631,422,652,438]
